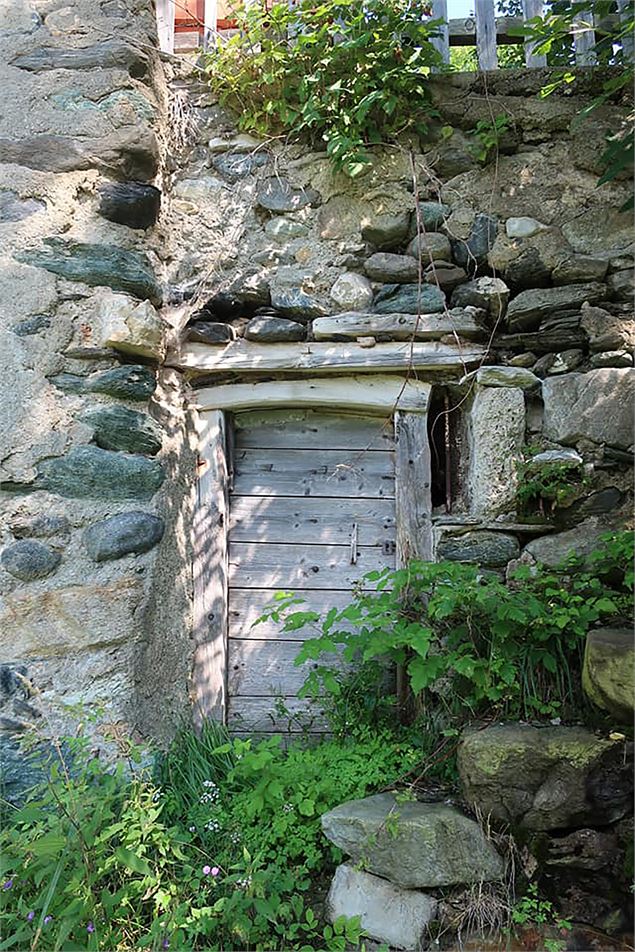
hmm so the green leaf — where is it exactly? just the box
[114,847,153,878]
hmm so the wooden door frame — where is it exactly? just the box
[191,375,433,726]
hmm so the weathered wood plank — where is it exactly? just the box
[234,409,394,451]
[229,496,396,545]
[475,0,498,69]
[618,0,634,61]
[228,638,348,696]
[196,376,431,415]
[227,696,328,733]
[228,587,355,640]
[192,410,229,725]
[175,340,485,375]
[229,542,394,589]
[395,411,433,565]
[232,448,395,498]
[574,11,597,64]
[312,311,486,342]
[522,0,547,67]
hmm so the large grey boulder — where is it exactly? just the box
[373,283,446,314]
[542,369,635,450]
[523,517,610,568]
[256,178,320,213]
[406,232,452,262]
[326,864,437,950]
[451,277,510,322]
[329,273,374,311]
[17,238,162,305]
[458,724,633,830]
[84,512,164,562]
[364,253,419,283]
[437,530,519,567]
[321,793,504,887]
[506,283,606,332]
[582,628,634,722]
[1,540,61,581]
[35,447,164,500]
[361,210,411,249]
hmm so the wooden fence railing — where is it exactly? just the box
[157,0,633,67]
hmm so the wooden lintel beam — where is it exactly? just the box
[194,375,431,414]
[171,340,485,375]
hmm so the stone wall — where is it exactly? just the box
[0,0,196,786]
[1,0,633,789]
[169,69,633,578]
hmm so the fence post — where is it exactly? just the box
[522,0,546,67]
[574,7,597,64]
[156,0,175,52]
[617,0,634,61]
[430,0,450,68]
[475,0,498,70]
[203,0,217,48]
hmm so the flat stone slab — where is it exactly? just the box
[17,238,162,305]
[321,792,504,888]
[35,446,164,500]
[506,283,606,333]
[542,368,635,450]
[326,864,437,950]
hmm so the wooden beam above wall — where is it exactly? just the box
[171,340,486,375]
[195,375,431,414]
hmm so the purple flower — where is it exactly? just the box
[43,916,52,926]
[162,940,170,949]
[87,922,95,934]
[27,911,35,922]
[202,865,211,876]
[211,867,220,877]
[2,880,13,890]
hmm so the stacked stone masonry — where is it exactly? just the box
[0,0,633,813]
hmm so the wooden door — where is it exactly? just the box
[226,409,397,736]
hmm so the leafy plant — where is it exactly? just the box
[261,532,633,721]
[515,452,586,514]
[468,114,512,162]
[202,0,444,176]
[1,717,419,950]
[512,883,572,952]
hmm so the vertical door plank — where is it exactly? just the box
[430,0,450,67]
[395,411,433,565]
[192,410,229,726]
[475,0,498,70]
[522,0,547,67]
